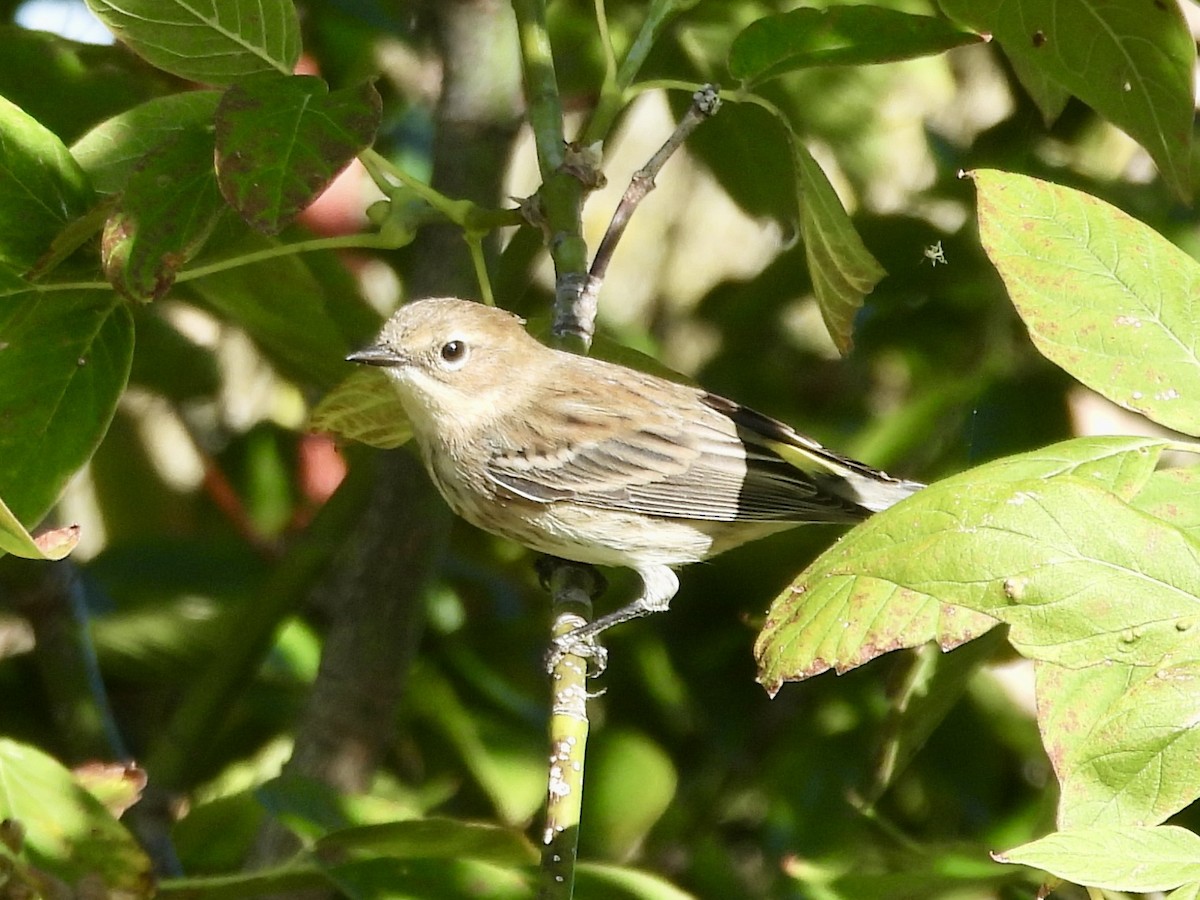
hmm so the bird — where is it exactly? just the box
[347,297,922,664]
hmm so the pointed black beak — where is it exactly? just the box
[347,344,403,367]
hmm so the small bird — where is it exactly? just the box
[348,298,922,662]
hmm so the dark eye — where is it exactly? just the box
[440,340,468,365]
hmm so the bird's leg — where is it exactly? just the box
[546,565,679,674]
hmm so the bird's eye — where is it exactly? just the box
[440,339,469,368]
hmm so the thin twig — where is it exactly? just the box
[536,560,605,900]
[558,85,721,348]
[590,84,720,288]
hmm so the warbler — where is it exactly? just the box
[348,297,922,658]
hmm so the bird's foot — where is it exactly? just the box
[544,628,608,676]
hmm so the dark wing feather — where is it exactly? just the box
[481,373,882,523]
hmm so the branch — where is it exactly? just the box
[535,559,606,900]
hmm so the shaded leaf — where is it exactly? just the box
[575,862,698,900]
[0,25,176,144]
[102,127,226,302]
[867,628,1008,803]
[25,199,113,282]
[1004,48,1071,126]
[158,862,326,898]
[730,7,982,85]
[0,738,153,894]
[995,825,1200,893]
[756,436,1170,693]
[792,138,884,354]
[72,91,224,193]
[0,272,134,528]
[216,74,382,233]
[316,818,537,867]
[1037,659,1200,828]
[975,170,1200,436]
[939,0,1195,200]
[322,857,532,900]
[676,98,796,223]
[85,0,300,86]
[0,94,91,270]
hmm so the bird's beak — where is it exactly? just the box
[347,344,404,367]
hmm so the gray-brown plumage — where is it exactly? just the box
[349,297,922,655]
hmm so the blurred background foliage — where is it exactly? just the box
[0,0,1195,898]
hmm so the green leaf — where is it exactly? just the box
[729,7,982,85]
[0,495,79,560]
[975,170,1200,436]
[85,0,301,86]
[676,99,796,223]
[215,74,382,234]
[1004,49,1071,126]
[0,738,152,893]
[995,825,1200,893]
[1170,883,1200,900]
[0,274,134,528]
[1037,658,1200,829]
[792,136,885,354]
[102,127,227,302]
[72,91,224,194]
[310,367,412,449]
[755,436,1171,693]
[323,857,532,900]
[316,819,538,867]
[158,862,326,898]
[1133,468,1200,537]
[939,0,1195,200]
[575,862,698,899]
[0,94,91,270]
[867,629,1008,803]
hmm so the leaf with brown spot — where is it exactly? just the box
[101,127,225,302]
[216,73,382,234]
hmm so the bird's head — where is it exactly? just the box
[348,297,539,432]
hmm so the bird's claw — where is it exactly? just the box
[545,631,608,676]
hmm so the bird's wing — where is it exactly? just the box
[481,378,907,523]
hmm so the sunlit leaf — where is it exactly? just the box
[940,0,1195,200]
[0,94,91,269]
[311,367,411,449]
[756,436,1171,693]
[975,170,1200,436]
[72,91,223,193]
[0,494,79,560]
[0,739,152,893]
[85,0,300,86]
[1037,659,1200,829]
[1133,468,1200,537]
[995,825,1200,892]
